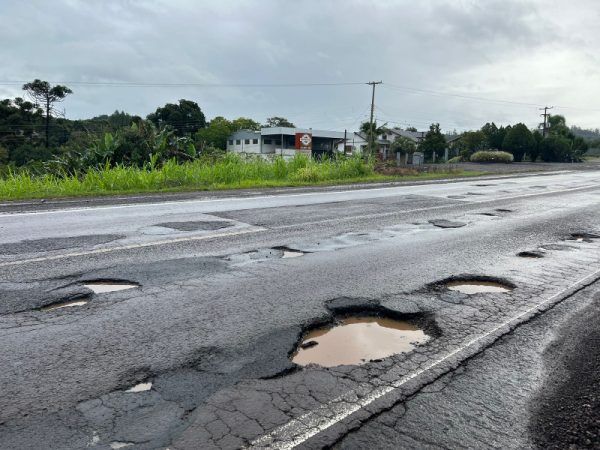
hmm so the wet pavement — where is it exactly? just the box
[0,170,599,449]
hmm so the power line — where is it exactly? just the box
[0,80,366,88]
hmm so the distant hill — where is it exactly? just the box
[571,126,600,141]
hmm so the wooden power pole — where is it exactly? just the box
[539,106,554,137]
[367,81,382,156]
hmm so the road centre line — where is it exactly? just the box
[248,266,600,449]
[0,227,265,268]
[0,184,598,268]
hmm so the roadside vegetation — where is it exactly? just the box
[469,151,513,163]
[1,78,597,200]
[0,154,481,200]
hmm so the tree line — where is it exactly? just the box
[0,79,596,175]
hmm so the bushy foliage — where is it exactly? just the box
[391,135,416,154]
[470,150,513,163]
[502,123,535,162]
[0,153,375,200]
[419,123,446,160]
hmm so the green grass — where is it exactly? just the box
[0,154,484,201]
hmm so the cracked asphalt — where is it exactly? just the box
[0,170,599,449]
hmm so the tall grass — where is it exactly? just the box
[0,154,380,200]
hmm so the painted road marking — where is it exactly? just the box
[0,185,598,267]
[249,267,600,449]
[0,227,265,268]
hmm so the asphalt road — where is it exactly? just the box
[0,170,599,449]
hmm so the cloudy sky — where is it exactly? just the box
[1,0,599,132]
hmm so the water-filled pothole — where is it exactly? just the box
[41,299,89,311]
[292,316,430,367]
[445,280,513,294]
[83,281,139,294]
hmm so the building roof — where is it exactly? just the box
[260,127,345,139]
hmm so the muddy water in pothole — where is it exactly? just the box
[446,281,512,294]
[83,282,138,294]
[292,317,429,367]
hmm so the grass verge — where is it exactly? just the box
[0,154,485,201]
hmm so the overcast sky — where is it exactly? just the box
[1,0,599,132]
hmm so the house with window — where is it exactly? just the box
[227,127,346,159]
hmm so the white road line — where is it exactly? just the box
[270,184,599,229]
[0,228,265,268]
[0,184,597,267]
[0,171,587,217]
[249,267,600,449]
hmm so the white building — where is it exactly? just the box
[227,127,346,159]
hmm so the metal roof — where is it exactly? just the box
[260,127,345,139]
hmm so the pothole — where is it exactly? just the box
[125,382,152,393]
[447,195,466,199]
[466,192,485,196]
[568,232,599,243]
[83,281,139,294]
[445,280,513,294]
[40,299,89,311]
[428,219,466,228]
[292,316,431,367]
[272,246,305,258]
[539,243,576,251]
[517,250,545,258]
[495,208,513,213]
[478,212,498,217]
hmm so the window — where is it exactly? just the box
[252,139,258,144]
[264,139,272,145]
[274,139,281,146]
[235,139,241,145]
[244,139,250,144]
[228,140,233,145]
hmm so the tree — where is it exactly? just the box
[264,117,295,128]
[231,117,261,131]
[391,135,416,154]
[195,116,233,150]
[531,130,543,162]
[454,130,487,158]
[419,123,446,160]
[22,79,72,148]
[481,122,505,150]
[502,123,535,162]
[360,121,388,156]
[405,126,418,132]
[147,99,206,136]
[539,135,572,162]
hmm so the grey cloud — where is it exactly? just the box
[0,0,598,131]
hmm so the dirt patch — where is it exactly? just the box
[155,221,232,232]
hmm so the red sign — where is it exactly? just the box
[295,132,312,150]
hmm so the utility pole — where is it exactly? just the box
[539,106,553,137]
[367,81,382,156]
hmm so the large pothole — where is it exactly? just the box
[155,220,233,232]
[432,276,515,295]
[292,316,430,367]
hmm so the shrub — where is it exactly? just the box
[447,156,463,164]
[470,150,513,163]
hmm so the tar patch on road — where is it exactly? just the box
[155,221,233,232]
[0,234,124,255]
